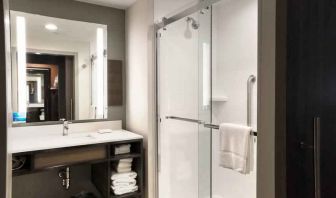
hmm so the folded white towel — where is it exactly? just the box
[116,167,132,173]
[112,184,136,189]
[112,178,137,187]
[112,185,138,195]
[115,144,131,155]
[119,158,133,163]
[111,171,137,180]
[112,185,138,191]
[219,123,253,174]
[116,162,132,169]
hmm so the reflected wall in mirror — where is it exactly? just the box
[10,11,112,124]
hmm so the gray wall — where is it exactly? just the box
[10,0,126,127]
[0,0,8,196]
[126,0,155,197]
[258,0,275,195]
[257,0,287,197]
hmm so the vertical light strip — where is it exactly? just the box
[96,28,104,118]
[103,32,108,119]
[202,42,211,109]
[37,77,42,103]
[17,16,27,113]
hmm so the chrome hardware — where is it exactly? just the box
[58,167,70,190]
[314,117,321,198]
[247,75,256,126]
[60,118,71,136]
[165,116,257,136]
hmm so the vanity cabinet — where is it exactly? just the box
[12,139,144,198]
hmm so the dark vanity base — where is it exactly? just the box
[12,139,144,198]
[13,164,103,198]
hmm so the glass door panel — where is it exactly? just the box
[158,8,212,198]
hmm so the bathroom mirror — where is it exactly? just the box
[10,11,109,124]
[9,0,125,126]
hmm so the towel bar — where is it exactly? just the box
[165,116,258,136]
[203,123,257,136]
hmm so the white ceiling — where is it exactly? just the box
[75,0,137,9]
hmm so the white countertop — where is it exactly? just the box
[9,130,143,154]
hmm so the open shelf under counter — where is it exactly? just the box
[109,141,144,198]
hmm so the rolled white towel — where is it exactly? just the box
[112,185,138,195]
[119,158,133,163]
[115,144,131,155]
[112,178,137,187]
[112,185,138,191]
[116,161,132,169]
[116,167,132,173]
[111,171,137,180]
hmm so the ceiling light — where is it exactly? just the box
[45,23,58,31]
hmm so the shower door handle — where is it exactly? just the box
[314,117,321,198]
[165,116,204,124]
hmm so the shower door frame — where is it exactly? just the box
[154,1,221,197]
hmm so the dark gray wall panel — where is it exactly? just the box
[0,0,8,196]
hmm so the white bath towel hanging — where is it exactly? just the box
[219,123,253,174]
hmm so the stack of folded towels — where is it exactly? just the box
[115,144,131,155]
[111,158,138,195]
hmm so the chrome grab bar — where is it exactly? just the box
[314,117,321,198]
[247,75,256,126]
[165,75,257,136]
[165,116,257,136]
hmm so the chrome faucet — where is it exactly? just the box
[60,118,71,136]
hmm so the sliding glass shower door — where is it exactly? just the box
[157,8,212,198]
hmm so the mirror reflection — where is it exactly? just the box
[10,11,110,124]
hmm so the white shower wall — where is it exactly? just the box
[211,0,258,197]
[154,0,199,21]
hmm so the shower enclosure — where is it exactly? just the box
[156,4,212,198]
[156,0,258,197]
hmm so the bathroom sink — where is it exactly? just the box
[67,132,98,139]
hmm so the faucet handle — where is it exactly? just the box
[60,118,66,122]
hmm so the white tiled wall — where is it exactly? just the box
[211,0,258,197]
